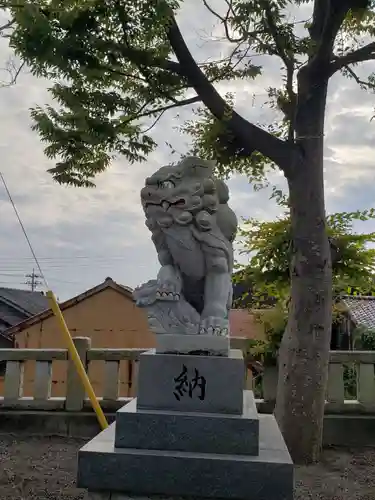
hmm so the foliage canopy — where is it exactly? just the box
[238,207,375,366]
[237,207,375,301]
[3,0,375,186]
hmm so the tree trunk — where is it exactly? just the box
[274,67,332,464]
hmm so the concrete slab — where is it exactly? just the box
[77,414,293,500]
[115,391,259,455]
[155,333,230,356]
[136,349,244,415]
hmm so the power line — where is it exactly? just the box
[0,172,48,290]
[0,262,151,272]
[0,255,128,261]
[0,281,29,285]
[0,272,26,277]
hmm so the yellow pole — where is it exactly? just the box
[46,290,108,430]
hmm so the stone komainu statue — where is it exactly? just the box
[133,156,238,336]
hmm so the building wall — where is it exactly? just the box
[0,336,12,392]
[10,288,155,398]
[229,309,264,340]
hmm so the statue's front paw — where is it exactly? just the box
[156,281,181,301]
[133,280,158,306]
[199,316,229,336]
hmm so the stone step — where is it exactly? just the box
[115,391,259,455]
[77,414,293,500]
[137,348,245,415]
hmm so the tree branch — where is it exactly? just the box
[262,2,296,141]
[116,45,184,77]
[310,2,349,68]
[139,93,201,133]
[329,42,375,76]
[0,19,14,33]
[201,0,276,59]
[141,110,167,134]
[309,0,327,43]
[0,59,25,87]
[201,0,244,43]
[164,9,296,174]
[135,95,202,123]
[263,3,293,69]
[341,65,375,90]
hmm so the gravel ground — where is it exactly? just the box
[1,435,375,500]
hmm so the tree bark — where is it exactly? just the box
[165,5,334,464]
[274,66,332,464]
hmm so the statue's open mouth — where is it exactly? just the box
[145,199,186,210]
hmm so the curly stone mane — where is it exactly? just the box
[140,157,237,242]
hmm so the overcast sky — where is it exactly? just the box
[0,1,375,301]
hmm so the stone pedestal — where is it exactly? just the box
[137,349,244,414]
[156,333,229,356]
[77,348,293,500]
[115,391,259,455]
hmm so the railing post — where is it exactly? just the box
[103,361,120,401]
[245,367,253,390]
[34,361,53,401]
[129,360,139,397]
[4,361,24,400]
[262,365,278,403]
[65,336,91,411]
[326,362,345,405]
[357,362,375,406]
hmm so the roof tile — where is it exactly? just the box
[342,295,375,330]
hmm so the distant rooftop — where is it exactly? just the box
[0,287,49,316]
[341,295,375,330]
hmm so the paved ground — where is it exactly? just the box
[1,435,375,499]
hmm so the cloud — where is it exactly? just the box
[0,1,375,300]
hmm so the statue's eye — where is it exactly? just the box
[159,180,175,189]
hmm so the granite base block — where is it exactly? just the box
[85,493,110,500]
[115,391,259,455]
[156,333,229,356]
[77,414,293,500]
[137,349,244,414]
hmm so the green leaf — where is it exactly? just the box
[238,208,375,301]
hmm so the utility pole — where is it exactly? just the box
[25,268,42,292]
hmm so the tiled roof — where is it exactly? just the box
[0,287,49,315]
[0,287,49,338]
[4,277,134,337]
[0,305,24,331]
[341,295,375,330]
